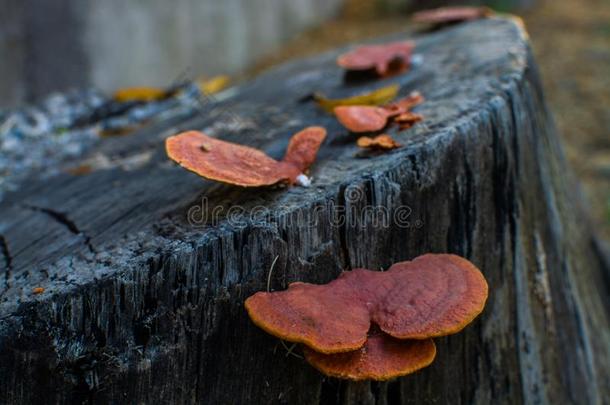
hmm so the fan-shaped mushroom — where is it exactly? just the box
[337,41,415,77]
[165,126,326,187]
[245,253,488,354]
[303,331,436,381]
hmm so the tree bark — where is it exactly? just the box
[0,17,608,404]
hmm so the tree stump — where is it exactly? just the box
[0,17,608,404]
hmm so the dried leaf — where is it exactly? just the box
[197,75,231,95]
[113,87,167,102]
[315,84,400,113]
[357,134,401,150]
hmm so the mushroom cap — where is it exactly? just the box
[282,126,327,173]
[303,332,436,381]
[165,127,326,187]
[357,134,401,150]
[411,6,492,24]
[384,92,425,115]
[337,41,415,76]
[334,106,391,133]
[334,92,424,133]
[245,254,488,353]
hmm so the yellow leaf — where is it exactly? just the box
[315,84,400,113]
[113,87,166,102]
[197,75,231,95]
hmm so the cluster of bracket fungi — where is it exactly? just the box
[165,6,493,187]
[246,254,488,380]
[165,7,492,381]
[166,33,427,186]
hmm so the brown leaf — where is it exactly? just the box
[315,84,400,113]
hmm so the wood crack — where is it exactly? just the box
[20,204,97,254]
[0,234,12,297]
[0,235,11,271]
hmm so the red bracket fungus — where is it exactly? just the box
[357,134,401,150]
[303,332,436,381]
[411,6,493,25]
[245,254,488,380]
[334,105,392,133]
[334,91,425,133]
[337,41,415,77]
[165,126,326,187]
[394,111,424,131]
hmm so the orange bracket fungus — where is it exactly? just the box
[357,134,401,150]
[334,106,393,133]
[245,254,488,380]
[303,332,436,381]
[337,41,415,77]
[394,111,424,131]
[334,91,424,133]
[412,6,493,25]
[166,126,326,187]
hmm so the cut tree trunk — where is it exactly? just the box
[0,17,608,405]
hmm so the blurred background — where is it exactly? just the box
[0,0,608,238]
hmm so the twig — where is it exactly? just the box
[266,255,303,359]
[266,255,280,292]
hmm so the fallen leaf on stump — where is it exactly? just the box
[337,41,415,77]
[197,75,231,95]
[357,134,401,150]
[166,126,326,187]
[113,87,167,102]
[315,84,400,113]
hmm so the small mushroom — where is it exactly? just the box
[334,92,425,133]
[245,254,488,354]
[334,106,393,133]
[394,111,424,131]
[411,6,493,25]
[165,126,326,187]
[357,134,401,150]
[384,91,424,113]
[303,331,436,381]
[337,41,415,77]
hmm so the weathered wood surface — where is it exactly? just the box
[0,18,608,404]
